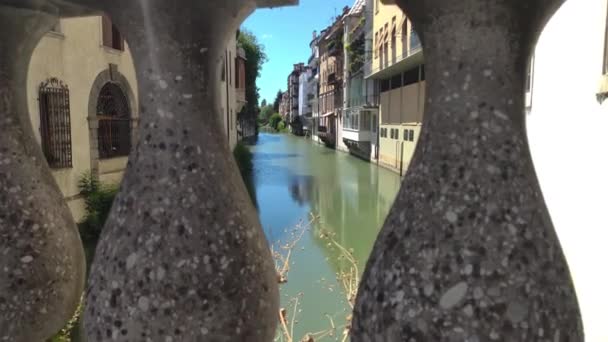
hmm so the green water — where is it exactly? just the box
[251,133,402,340]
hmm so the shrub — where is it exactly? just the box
[269,112,283,130]
[233,142,257,207]
[78,173,118,249]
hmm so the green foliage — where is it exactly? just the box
[238,29,267,133]
[347,35,365,73]
[259,105,275,125]
[273,90,283,112]
[233,143,257,206]
[47,295,84,342]
[269,113,283,130]
[78,173,118,248]
[278,121,287,132]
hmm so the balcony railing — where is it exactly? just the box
[364,32,423,78]
[319,89,343,115]
[347,94,379,108]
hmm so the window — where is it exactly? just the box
[380,78,390,92]
[394,129,399,140]
[409,129,415,141]
[374,32,379,59]
[39,78,72,168]
[97,83,131,159]
[403,129,408,140]
[372,114,377,133]
[403,67,420,86]
[391,74,402,89]
[375,0,379,14]
[102,15,124,51]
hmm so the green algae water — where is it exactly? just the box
[250,133,401,340]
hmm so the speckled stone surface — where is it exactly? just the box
[352,1,584,341]
[0,6,86,342]
[80,1,279,341]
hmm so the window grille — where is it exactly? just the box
[97,83,131,159]
[39,78,72,168]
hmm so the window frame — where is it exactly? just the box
[38,78,73,169]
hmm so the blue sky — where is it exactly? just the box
[242,0,353,105]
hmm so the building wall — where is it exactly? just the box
[371,1,413,74]
[526,1,608,340]
[378,77,424,174]
[27,16,139,221]
[218,34,239,151]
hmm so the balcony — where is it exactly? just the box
[318,89,343,115]
[347,94,379,108]
[342,108,376,143]
[364,31,424,79]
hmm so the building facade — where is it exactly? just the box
[340,0,380,161]
[526,1,608,340]
[308,31,322,143]
[367,1,424,175]
[317,7,349,148]
[27,15,139,221]
[219,32,248,151]
[27,17,245,221]
[287,63,306,134]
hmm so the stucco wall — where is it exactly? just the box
[527,1,608,340]
[27,16,139,221]
[371,1,412,73]
[378,123,421,174]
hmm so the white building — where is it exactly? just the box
[526,1,608,340]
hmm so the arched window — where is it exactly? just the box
[39,78,72,168]
[97,83,131,159]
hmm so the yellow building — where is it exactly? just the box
[27,15,139,221]
[27,16,245,221]
[366,1,425,175]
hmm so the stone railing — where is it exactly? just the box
[0,0,583,341]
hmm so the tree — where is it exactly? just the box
[238,29,267,139]
[259,105,274,124]
[261,99,267,107]
[273,90,283,112]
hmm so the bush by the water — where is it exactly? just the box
[233,142,257,206]
[269,112,283,130]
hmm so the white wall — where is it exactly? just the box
[527,1,608,340]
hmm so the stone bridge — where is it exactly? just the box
[0,0,583,341]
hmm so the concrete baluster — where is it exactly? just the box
[0,5,86,342]
[83,1,279,341]
[353,0,584,340]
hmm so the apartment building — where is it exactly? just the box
[287,63,306,135]
[367,1,424,175]
[309,31,322,143]
[298,66,316,136]
[220,32,248,150]
[27,16,244,221]
[340,0,380,161]
[317,7,349,148]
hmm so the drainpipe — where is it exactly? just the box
[225,49,231,147]
[399,141,404,176]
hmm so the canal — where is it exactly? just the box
[250,132,402,339]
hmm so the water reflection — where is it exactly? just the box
[250,133,401,338]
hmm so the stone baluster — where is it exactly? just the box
[83,1,279,341]
[353,0,584,341]
[0,5,86,342]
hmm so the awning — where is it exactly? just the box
[321,112,336,118]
